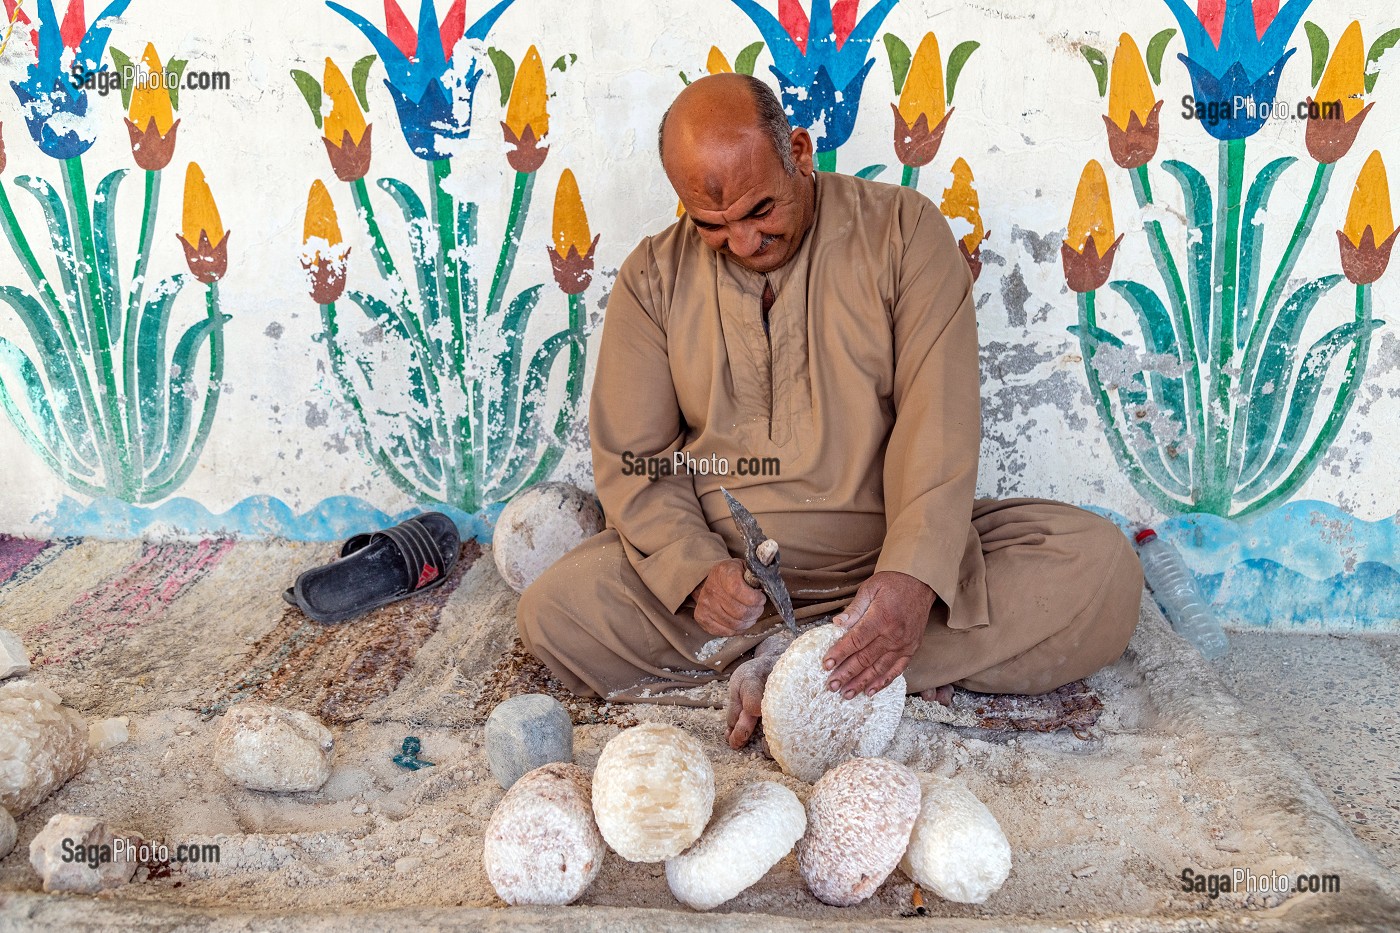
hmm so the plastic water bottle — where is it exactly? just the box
[1134,528,1230,660]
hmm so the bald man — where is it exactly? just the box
[517,74,1143,749]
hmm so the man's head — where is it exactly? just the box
[658,74,816,274]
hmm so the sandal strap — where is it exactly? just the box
[372,518,444,591]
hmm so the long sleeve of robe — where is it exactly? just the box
[588,170,981,618]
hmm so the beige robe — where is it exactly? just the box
[518,171,1141,702]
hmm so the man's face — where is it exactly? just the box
[667,128,816,274]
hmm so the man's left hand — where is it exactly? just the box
[822,571,934,699]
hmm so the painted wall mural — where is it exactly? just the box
[1064,2,1397,519]
[290,0,595,513]
[0,0,230,503]
[0,0,1394,627]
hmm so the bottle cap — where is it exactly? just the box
[1134,528,1157,544]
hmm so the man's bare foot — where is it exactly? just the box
[725,631,793,750]
[920,684,955,707]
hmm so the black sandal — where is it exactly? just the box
[286,512,461,623]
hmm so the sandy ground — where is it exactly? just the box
[0,545,1397,930]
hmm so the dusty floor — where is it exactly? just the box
[1221,630,1400,876]
[0,538,1396,931]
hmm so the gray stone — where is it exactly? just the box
[0,806,15,859]
[485,694,573,790]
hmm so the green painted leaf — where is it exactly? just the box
[147,312,228,486]
[0,336,69,474]
[855,164,887,180]
[290,69,323,129]
[376,178,439,333]
[1239,274,1341,483]
[1107,279,1191,487]
[1161,159,1214,357]
[1073,315,1190,497]
[135,274,190,467]
[93,168,128,344]
[109,46,135,109]
[551,53,577,73]
[342,289,431,416]
[1237,156,1296,347]
[679,70,691,86]
[1366,28,1400,94]
[1080,45,1109,97]
[1243,317,1382,499]
[735,41,764,77]
[1145,28,1176,85]
[15,174,87,353]
[489,285,545,453]
[492,330,573,497]
[167,59,188,110]
[1303,22,1329,87]
[0,287,96,469]
[352,54,377,112]
[884,33,912,94]
[946,40,979,104]
[487,47,515,107]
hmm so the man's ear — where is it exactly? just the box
[789,127,815,175]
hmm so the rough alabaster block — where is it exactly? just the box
[0,629,29,679]
[591,723,714,862]
[0,681,89,815]
[485,693,573,790]
[0,806,15,859]
[483,762,604,905]
[88,717,130,752]
[492,482,604,594]
[901,773,1012,904]
[797,757,921,907]
[214,703,333,793]
[29,813,136,892]
[666,781,806,910]
[762,624,905,783]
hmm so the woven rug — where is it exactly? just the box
[196,540,483,724]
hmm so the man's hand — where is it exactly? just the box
[726,630,793,749]
[822,571,934,699]
[692,558,766,637]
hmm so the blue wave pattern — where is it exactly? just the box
[1088,501,1399,629]
[35,496,1398,628]
[42,496,504,543]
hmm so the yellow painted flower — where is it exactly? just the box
[549,169,600,295]
[1066,160,1114,255]
[323,58,368,147]
[1107,34,1154,132]
[303,179,343,249]
[939,158,986,281]
[303,179,350,304]
[1343,152,1393,248]
[1307,21,1373,164]
[898,33,945,129]
[505,45,548,140]
[129,43,174,136]
[940,158,983,252]
[182,163,224,249]
[1316,21,1366,122]
[177,163,229,284]
[124,43,180,171]
[553,169,589,256]
[707,47,733,74]
[1062,160,1121,293]
[502,46,549,173]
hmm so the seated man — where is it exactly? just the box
[518,73,1143,749]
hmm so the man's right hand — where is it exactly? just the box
[691,558,766,636]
